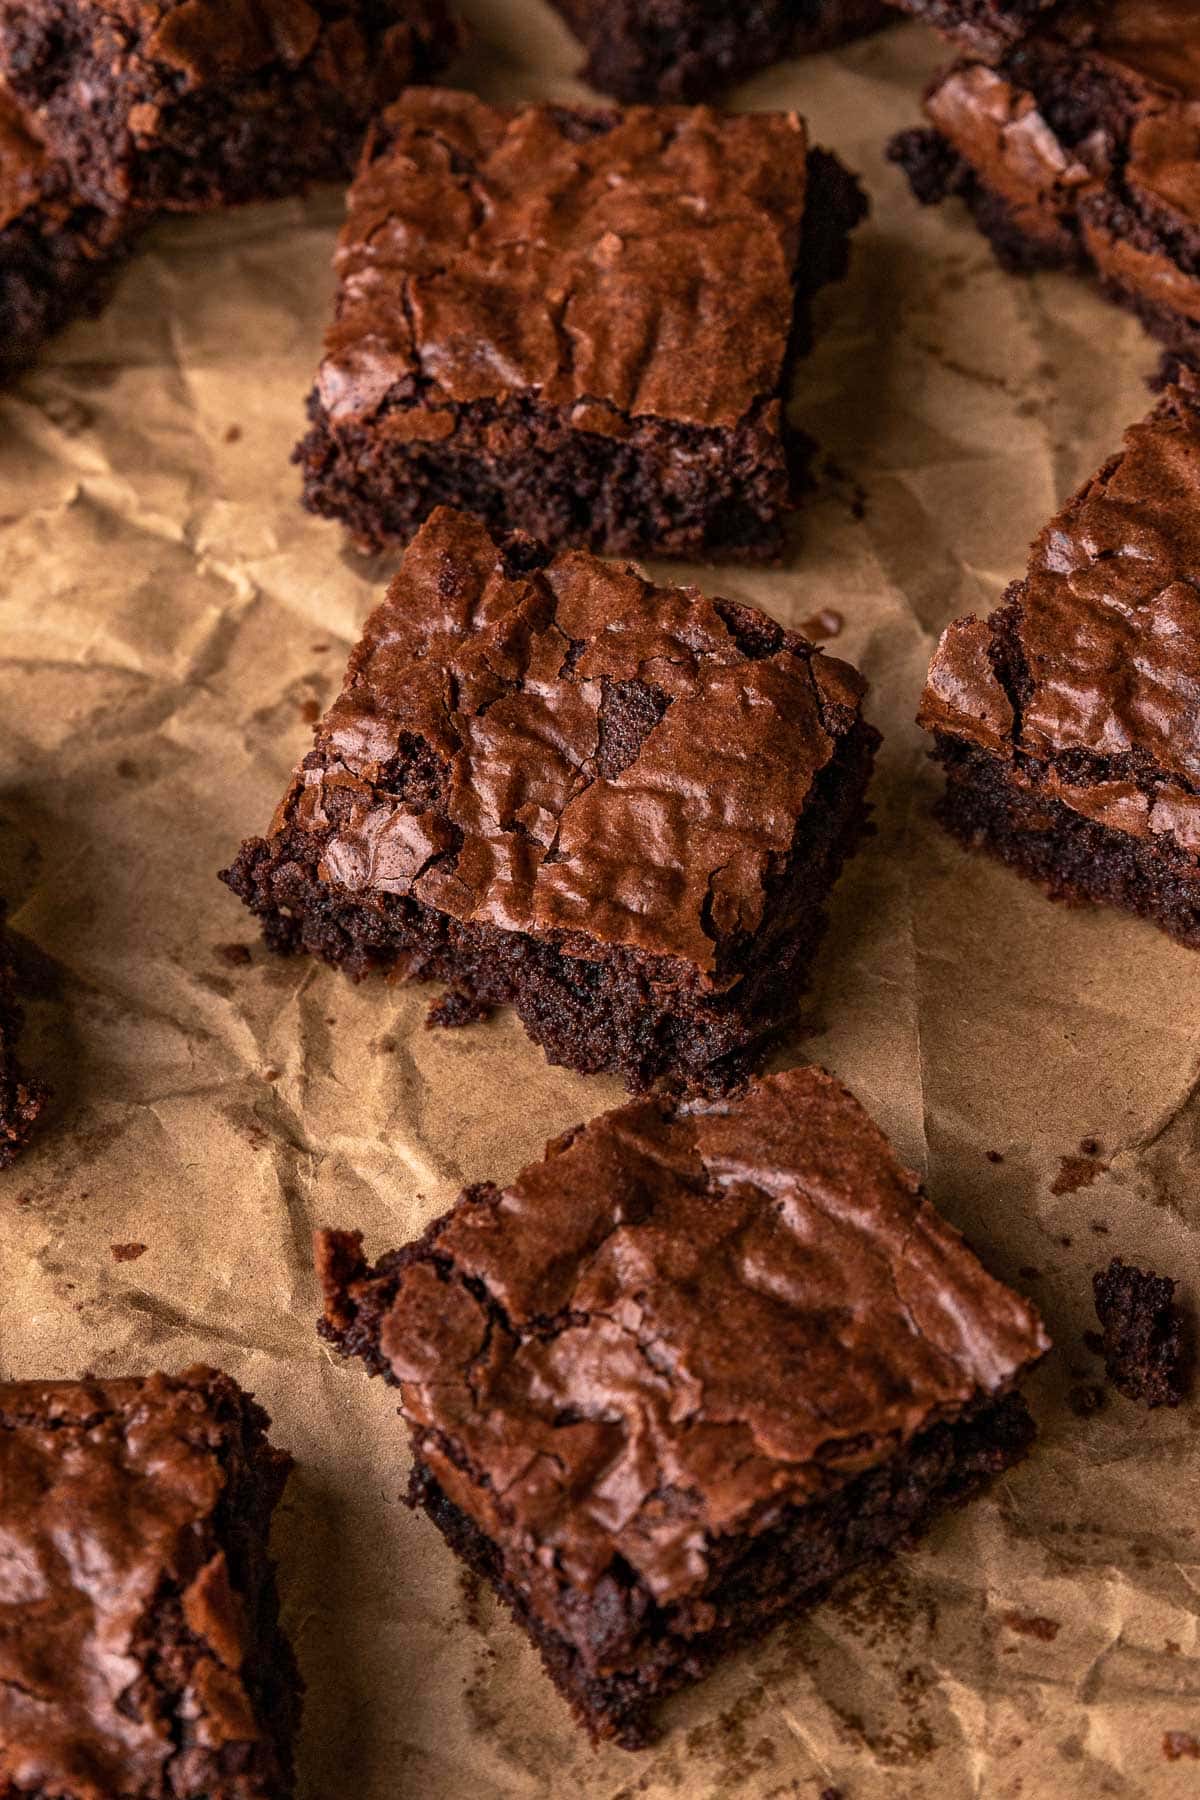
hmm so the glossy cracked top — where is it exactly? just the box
[315,87,812,434]
[317,1066,1048,1606]
[0,1366,290,1798]
[921,384,1200,849]
[273,507,868,976]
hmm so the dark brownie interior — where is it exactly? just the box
[918,381,1200,942]
[223,508,878,1095]
[315,1067,1048,1745]
[295,92,866,561]
[1092,1256,1190,1408]
[0,1368,300,1798]
[0,905,48,1164]
[550,0,889,104]
[0,0,462,213]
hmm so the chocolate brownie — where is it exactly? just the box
[918,381,1200,944]
[885,0,1064,56]
[0,902,48,1163]
[1093,1256,1189,1408]
[549,0,890,105]
[316,1065,1049,1747]
[222,507,879,1096]
[0,0,462,215]
[888,0,1200,367]
[0,1365,300,1798]
[294,89,867,561]
[0,84,133,376]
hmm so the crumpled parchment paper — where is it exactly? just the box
[2,4,1198,1794]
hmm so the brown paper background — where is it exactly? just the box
[3,6,1199,1794]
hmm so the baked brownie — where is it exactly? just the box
[888,0,1200,367]
[549,0,890,105]
[0,0,462,215]
[295,89,867,561]
[0,84,133,376]
[885,0,1064,56]
[316,1065,1049,1747]
[0,1365,300,1797]
[0,902,48,1163]
[1093,1256,1189,1408]
[918,382,1200,944]
[221,507,879,1096]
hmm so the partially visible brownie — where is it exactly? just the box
[316,1065,1050,1747]
[0,902,48,1163]
[295,89,867,561]
[1,83,134,377]
[0,0,463,215]
[888,0,1200,367]
[0,1365,300,1797]
[222,507,879,1096]
[550,0,890,105]
[1093,1256,1189,1409]
[917,381,1200,944]
[886,0,1065,55]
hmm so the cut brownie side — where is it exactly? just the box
[888,2,1200,367]
[0,84,134,377]
[918,381,1200,944]
[222,507,879,1096]
[295,90,867,562]
[315,1066,1049,1747]
[1093,1256,1190,1408]
[0,903,48,1164]
[0,0,462,215]
[0,1366,300,1798]
[549,0,890,105]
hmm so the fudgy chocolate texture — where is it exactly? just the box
[549,0,889,105]
[316,1065,1049,1745]
[0,1366,300,1798]
[0,904,48,1164]
[888,0,1200,365]
[0,84,134,375]
[918,382,1200,942]
[223,507,878,1094]
[1093,1256,1190,1408]
[295,89,867,560]
[0,0,462,214]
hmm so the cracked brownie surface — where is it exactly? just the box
[0,0,462,215]
[888,0,1200,366]
[316,1065,1049,1744]
[0,1366,299,1799]
[918,380,1200,942]
[222,506,879,1093]
[295,89,867,559]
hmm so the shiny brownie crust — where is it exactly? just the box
[549,0,890,105]
[0,1368,300,1798]
[296,94,867,562]
[0,0,462,214]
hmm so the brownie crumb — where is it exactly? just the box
[1164,1732,1200,1761]
[215,942,253,967]
[1067,1383,1106,1418]
[224,423,243,444]
[427,988,491,1030]
[110,1241,147,1262]
[1002,1611,1060,1642]
[1092,1257,1189,1409]
[1050,1154,1108,1196]
[299,698,321,725]
[800,608,845,641]
[986,1149,1005,1164]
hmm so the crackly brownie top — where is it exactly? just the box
[317,1067,1048,1604]
[0,1366,288,1797]
[273,507,868,977]
[315,87,812,433]
[920,384,1200,847]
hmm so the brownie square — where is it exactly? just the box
[0,902,48,1163]
[0,84,134,377]
[549,0,890,105]
[919,380,1200,943]
[222,507,879,1095]
[0,1366,300,1798]
[316,1065,1049,1747]
[295,89,867,561]
[0,0,462,215]
[888,1,1200,367]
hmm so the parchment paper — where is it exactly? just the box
[2,6,1199,1794]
